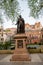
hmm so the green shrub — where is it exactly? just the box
[0,43,4,50]
[0,40,12,50]
[28,49,41,53]
[3,41,11,49]
[0,50,14,54]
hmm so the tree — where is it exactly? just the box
[0,15,4,44]
[27,0,43,18]
[0,0,19,21]
[0,0,43,21]
[0,14,3,25]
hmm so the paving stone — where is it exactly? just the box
[0,54,43,65]
[38,54,43,61]
[0,62,43,65]
[31,54,42,62]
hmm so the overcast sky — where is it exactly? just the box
[1,0,43,29]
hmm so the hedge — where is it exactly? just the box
[0,50,14,54]
[28,49,41,53]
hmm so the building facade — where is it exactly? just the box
[40,28,43,43]
[0,22,43,44]
[5,22,43,44]
[25,22,42,44]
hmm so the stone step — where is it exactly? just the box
[10,54,31,61]
[14,49,28,54]
[10,49,31,61]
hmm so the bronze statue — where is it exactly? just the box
[16,15,25,33]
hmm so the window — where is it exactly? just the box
[1,38,4,41]
[42,35,43,38]
[0,29,1,32]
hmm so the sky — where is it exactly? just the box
[1,0,43,29]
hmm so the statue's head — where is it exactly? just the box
[19,15,22,18]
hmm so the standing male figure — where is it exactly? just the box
[16,15,25,33]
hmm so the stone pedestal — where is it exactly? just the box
[10,34,31,61]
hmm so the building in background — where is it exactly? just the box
[0,27,16,43]
[4,22,43,44]
[0,26,8,43]
[5,28,16,36]
[40,28,43,43]
[25,22,42,44]
[0,22,43,44]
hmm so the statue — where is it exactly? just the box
[10,16,31,61]
[16,15,25,33]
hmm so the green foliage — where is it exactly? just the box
[0,14,3,25]
[3,41,11,49]
[27,0,43,18]
[0,0,43,21]
[5,29,10,32]
[28,49,41,53]
[0,0,19,21]
[0,40,11,50]
[0,43,3,50]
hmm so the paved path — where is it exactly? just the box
[0,54,9,60]
[31,54,42,62]
[0,54,42,62]
[0,54,43,65]
[0,55,12,62]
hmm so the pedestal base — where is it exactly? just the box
[10,49,31,61]
[10,34,31,61]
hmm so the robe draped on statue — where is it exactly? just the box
[16,15,25,33]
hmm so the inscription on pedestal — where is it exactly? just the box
[17,40,23,48]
